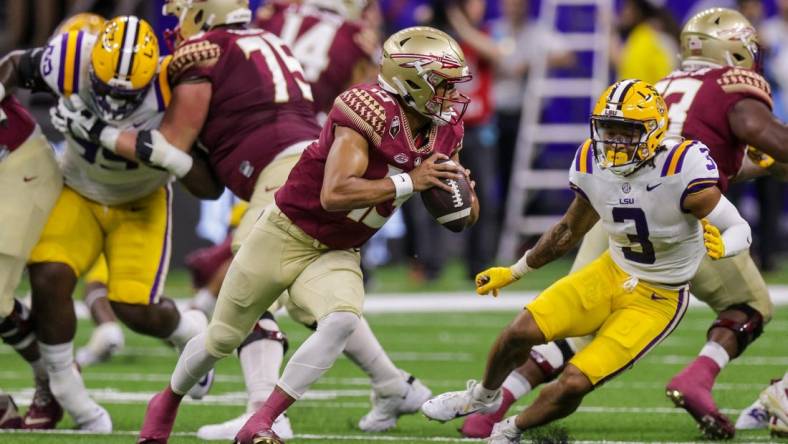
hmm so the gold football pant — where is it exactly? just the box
[528,252,689,385]
[206,206,364,358]
[0,129,62,317]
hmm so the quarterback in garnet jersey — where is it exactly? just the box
[137,26,475,444]
[459,8,788,441]
[257,0,378,115]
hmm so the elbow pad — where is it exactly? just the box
[704,195,751,258]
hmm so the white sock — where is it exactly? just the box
[699,341,730,369]
[191,288,217,318]
[279,312,359,399]
[502,371,532,400]
[30,357,48,384]
[472,383,500,403]
[38,342,103,424]
[343,317,406,397]
[240,318,283,412]
[168,309,208,351]
[171,333,220,395]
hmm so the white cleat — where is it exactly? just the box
[358,374,432,432]
[197,412,293,440]
[488,416,522,444]
[421,380,502,423]
[77,406,112,433]
[187,368,215,400]
[76,322,125,368]
[735,398,769,430]
[760,377,788,436]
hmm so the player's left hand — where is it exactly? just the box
[475,267,518,297]
[702,219,725,260]
[50,98,106,143]
[746,146,775,169]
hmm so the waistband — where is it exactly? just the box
[265,204,330,250]
[273,139,314,161]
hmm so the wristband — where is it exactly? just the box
[390,173,414,199]
[510,249,535,279]
[99,126,120,152]
[0,82,5,102]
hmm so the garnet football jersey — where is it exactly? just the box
[0,96,36,154]
[169,27,321,200]
[257,2,375,114]
[655,65,772,192]
[276,83,465,249]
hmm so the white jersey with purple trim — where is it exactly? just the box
[569,136,720,284]
[40,30,172,205]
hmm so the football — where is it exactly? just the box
[421,159,473,232]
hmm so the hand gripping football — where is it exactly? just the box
[420,159,473,232]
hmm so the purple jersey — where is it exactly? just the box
[0,96,36,152]
[655,66,772,192]
[276,83,465,249]
[257,3,375,114]
[169,27,321,200]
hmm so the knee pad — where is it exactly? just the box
[238,311,289,354]
[0,299,35,351]
[316,311,359,341]
[708,304,764,356]
[206,320,247,358]
[529,339,576,381]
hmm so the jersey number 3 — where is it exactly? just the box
[612,207,655,264]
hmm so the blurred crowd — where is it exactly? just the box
[2,0,787,283]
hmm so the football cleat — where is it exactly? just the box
[760,377,788,437]
[488,416,522,444]
[138,387,182,443]
[22,384,63,429]
[198,412,293,441]
[735,398,769,430]
[0,394,22,429]
[234,428,283,444]
[421,380,502,423]
[461,388,516,438]
[665,386,734,439]
[358,373,432,432]
[187,368,215,400]
[76,321,125,367]
[77,405,112,433]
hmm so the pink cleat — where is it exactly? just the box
[666,357,734,439]
[460,388,516,438]
[137,387,183,444]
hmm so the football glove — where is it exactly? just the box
[475,267,518,297]
[746,146,775,169]
[50,97,106,143]
[702,218,725,260]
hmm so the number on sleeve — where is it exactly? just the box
[655,78,703,138]
[236,34,314,103]
[612,207,655,264]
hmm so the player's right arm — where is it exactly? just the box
[0,48,50,99]
[728,98,788,163]
[320,126,463,211]
[476,195,599,296]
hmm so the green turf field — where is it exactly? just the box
[1,296,786,443]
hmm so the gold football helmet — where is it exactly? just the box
[378,27,472,126]
[681,8,761,71]
[90,16,159,120]
[303,0,368,20]
[590,79,668,176]
[55,12,106,36]
[162,0,251,45]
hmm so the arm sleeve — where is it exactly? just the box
[17,48,51,93]
[704,194,751,258]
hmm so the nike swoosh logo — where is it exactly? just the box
[264,185,280,193]
[650,293,668,301]
[24,416,52,426]
[646,183,662,191]
[23,176,37,182]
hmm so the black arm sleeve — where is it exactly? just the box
[17,48,52,94]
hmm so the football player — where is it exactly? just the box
[460,8,788,440]
[135,26,475,444]
[422,79,751,444]
[0,16,217,431]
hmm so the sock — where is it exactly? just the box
[278,312,359,399]
[171,333,220,395]
[30,358,48,385]
[240,317,283,412]
[237,388,295,441]
[38,342,102,424]
[343,317,405,397]
[191,289,217,318]
[168,309,207,351]
[699,341,730,370]
[472,383,500,403]
[502,371,532,400]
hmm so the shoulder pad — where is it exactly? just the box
[573,139,594,174]
[153,55,173,109]
[168,39,222,82]
[40,31,93,96]
[717,67,772,108]
[333,87,390,147]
